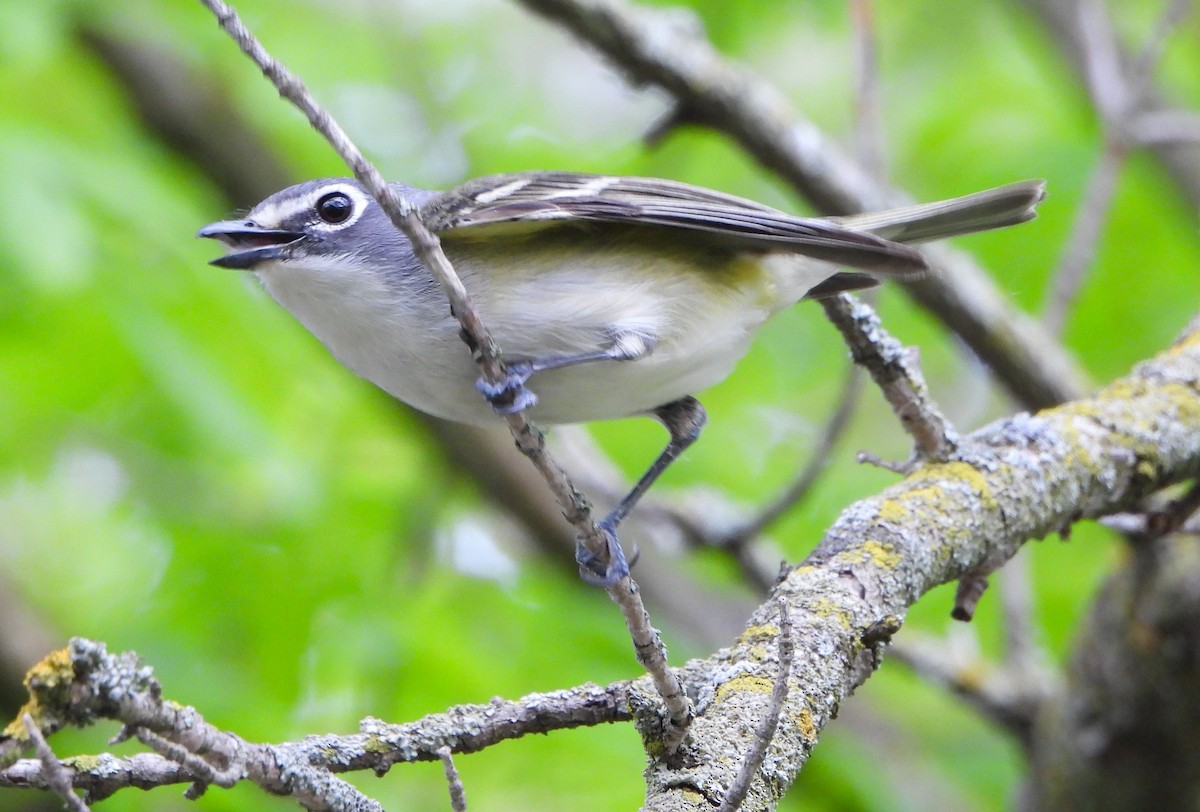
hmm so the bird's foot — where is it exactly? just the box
[475,360,538,415]
[576,519,639,587]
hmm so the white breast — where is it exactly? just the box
[255,247,834,426]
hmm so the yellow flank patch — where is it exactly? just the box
[716,256,774,301]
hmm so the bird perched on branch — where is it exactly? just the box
[200,171,1045,583]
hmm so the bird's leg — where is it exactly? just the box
[474,331,653,415]
[577,396,707,586]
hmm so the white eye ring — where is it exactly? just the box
[307,184,369,231]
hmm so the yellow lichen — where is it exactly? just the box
[808,597,853,629]
[715,675,774,703]
[877,500,910,522]
[738,624,780,645]
[923,461,995,508]
[859,540,901,568]
[796,707,817,743]
[2,647,74,740]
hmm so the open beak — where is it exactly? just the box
[196,220,303,269]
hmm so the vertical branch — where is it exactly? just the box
[849,0,886,181]
[194,0,692,743]
[1042,0,1197,334]
[1043,140,1126,336]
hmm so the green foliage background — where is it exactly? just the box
[1,0,1197,809]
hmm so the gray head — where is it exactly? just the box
[197,178,437,274]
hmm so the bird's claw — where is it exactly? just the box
[576,519,639,587]
[475,361,537,414]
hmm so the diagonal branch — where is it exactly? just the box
[1017,0,1200,210]
[4,318,1198,808]
[514,0,1091,410]
[194,0,692,741]
[639,315,1200,809]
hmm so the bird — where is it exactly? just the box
[199,171,1045,583]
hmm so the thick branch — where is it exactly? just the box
[639,316,1200,810]
[3,319,1197,807]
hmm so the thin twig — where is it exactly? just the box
[849,0,886,181]
[1043,139,1127,336]
[820,295,957,462]
[1139,480,1200,538]
[1044,0,1194,336]
[195,0,692,741]
[1018,0,1200,211]
[1129,0,1195,96]
[951,573,990,622]
[437,746,467,812]
[719,600,795,812]
[22,714,91,812]
[133,727,241,796]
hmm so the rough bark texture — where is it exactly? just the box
[639,318,1200,810]
[1024,534,1200,811]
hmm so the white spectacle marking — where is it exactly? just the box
[250,183,371,231]
[473,179,530,205]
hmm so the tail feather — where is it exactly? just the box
[832,180,1047,245]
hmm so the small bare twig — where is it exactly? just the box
[849,0,886,181]
[1043,0,1196,334]
[1110,480,1200,542]
[1019,0,1200,211]
[719,601,795,812]
[195,0,692,742]
[1129,0,1195,97]
[21,714,90,812]
[820,295,957,463]
[1043,140,1127,336]
[951,573,990,622]
[131,727,241,798]
[437,746,467,812]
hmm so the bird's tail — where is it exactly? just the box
[832,180,1047,245]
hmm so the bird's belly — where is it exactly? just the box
[347,305,761,426]
[521,332,751,423]
[256,243,829,426]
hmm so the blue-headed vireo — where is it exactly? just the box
[199,171,1044,582]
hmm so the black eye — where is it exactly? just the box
[315,191,354,224]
